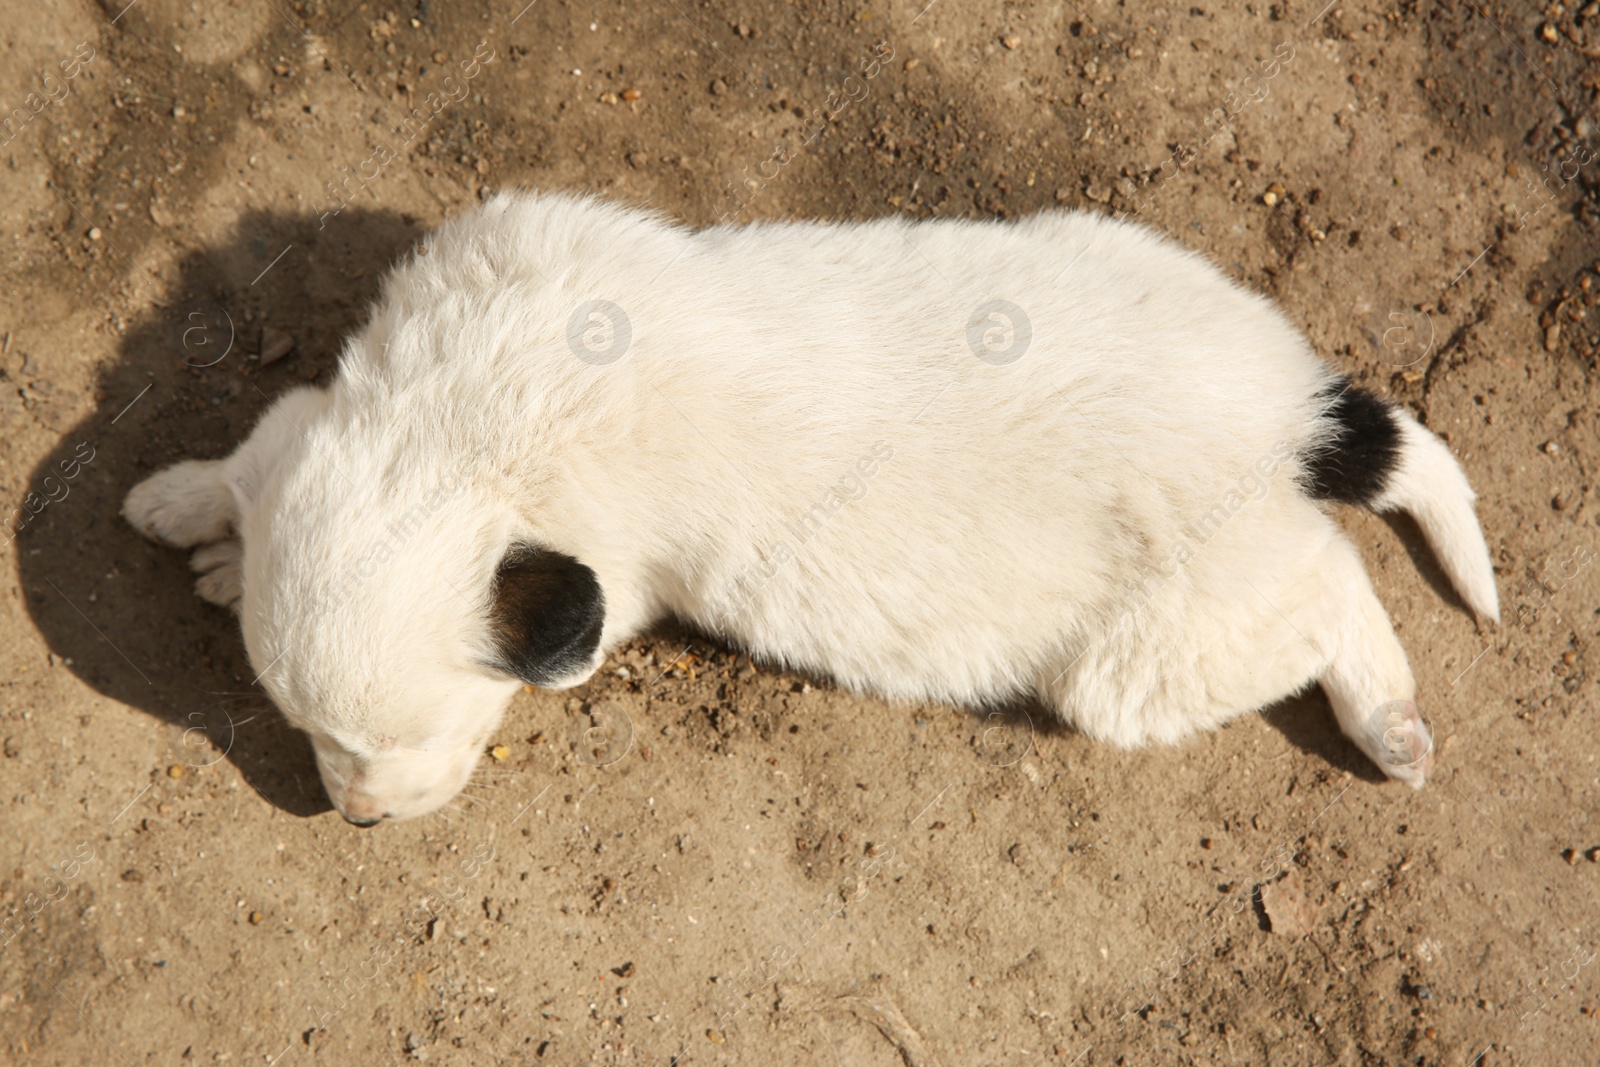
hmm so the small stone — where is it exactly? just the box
[1543,440,1561,455]
[706,1029,725,1044]
[598,92,619,104]
[612,960,635,977]
[903,58,919,71]
[167,764,184,778]
[172,105,186,118]
[1262,182,1286,206]
[1564,650,1578,666]
[121,868,144,882]
[1542,23,1560,42]
[710,78,727,96]
[259,327,295,366]
[1565,848,1580,865]
[1260,871,1316,936]
[621,88,641,101]
[1200,837,1213,849]
[249,911,264,924]
[1545,323,1562,351]
[1085,183,1111,203]
[490,744,510,761]
[1002,33,1022,49]
[87,227,102,241]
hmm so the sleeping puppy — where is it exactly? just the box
[124,191,1498,825]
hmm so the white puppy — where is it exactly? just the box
[124,192,1497,824]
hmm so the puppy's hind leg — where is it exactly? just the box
[1312,534,1432,788]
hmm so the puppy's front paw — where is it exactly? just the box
[191,540,243,611]
[124,460,235,548]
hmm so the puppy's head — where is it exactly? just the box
[229,417,604,825]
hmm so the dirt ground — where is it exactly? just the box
[2,0,1600,1064]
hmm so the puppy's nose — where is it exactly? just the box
[342,813,383,828]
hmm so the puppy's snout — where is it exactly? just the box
[336,789,388,827]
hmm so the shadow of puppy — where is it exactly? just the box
[16,208,422,816]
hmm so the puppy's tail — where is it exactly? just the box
[1305,378,1499,622]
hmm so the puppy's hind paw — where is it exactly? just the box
[191,540,243,611]
[1370,699,1433,789]
[124,460,234,548]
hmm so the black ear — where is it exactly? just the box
[486,544,605,687]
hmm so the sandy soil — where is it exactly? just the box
[2,0,1599,1064]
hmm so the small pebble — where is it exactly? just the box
[621,88,641,101]
[259,327,295,366]
[167,764,184,779]
[490,744,510,761]
[87,227,102,241]
[249,911,264,924]
[1002,33,1022,49]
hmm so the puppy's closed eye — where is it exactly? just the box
[486,543,605,688]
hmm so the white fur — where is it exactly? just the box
[124,191,1496,821]
[1372,412,1500,620]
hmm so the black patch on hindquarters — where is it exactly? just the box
[1306,378,1401,505]
[487,544,605,687]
